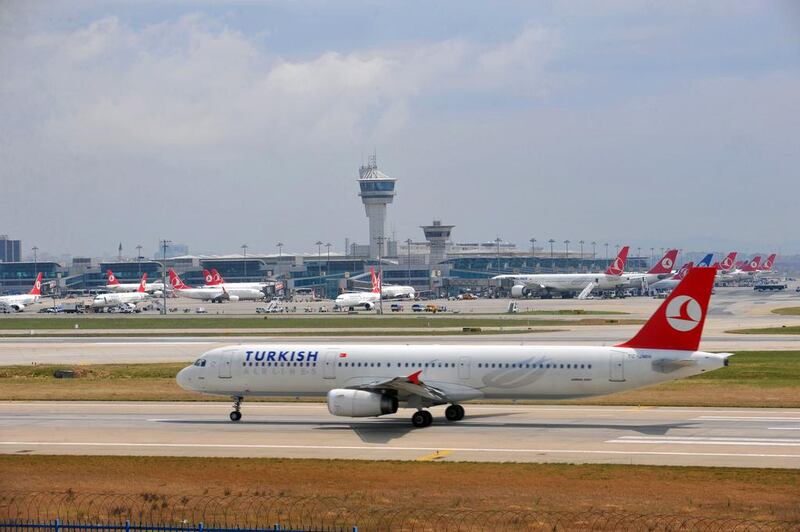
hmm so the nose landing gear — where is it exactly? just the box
[229,396,243,422]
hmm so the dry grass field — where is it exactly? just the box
[1,456,798,522]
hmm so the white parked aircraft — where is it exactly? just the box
[105,270,165,294]
[169,270,246,302]
[371,267,415,300]
[204,269,267,292]
[0,273,42,312]
[623,249,679,288]
[177,268,728,427]
[92,274,151,309]
[648,262,693,292]
[334,272,381,310]
[493,246,633,298]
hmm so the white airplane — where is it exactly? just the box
[204,269,267,291]
[494,246,633,298]
[0,273,43,312]
[201,269,266,300]
[91,274,151,309]
[624,249,679,288]
[724,255,762,282]
[334,272,381,310]
[169,270,239,303]
[177,267,727,427]
[371,267,415,300]
[105,269,165,294]
[648,262,693,292]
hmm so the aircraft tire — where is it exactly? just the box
[412,410,433,428]
[445,404,465,421]
[229,411,242,422]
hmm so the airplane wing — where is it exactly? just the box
[353,370,448,401]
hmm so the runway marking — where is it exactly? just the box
[0,442,798,460]
[696,416,800,422]
[769,428,800,431]
[416,450,452,461]
[608,436,800,447]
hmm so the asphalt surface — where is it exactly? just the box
[1,402,799,467]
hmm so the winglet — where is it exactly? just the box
[605,246,629,276]
[407,370,423,385]
[617,267,716,352]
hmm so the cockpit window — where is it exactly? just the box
[193,359,207,367]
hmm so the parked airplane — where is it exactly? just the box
[105,270,165,294]
[725,256,762,281]
[204,269,267,291]
[92,274,151,309]
[0,273,42,312]
[169,270,240,303]
[334,271,381,310]
[370,267,415,300]
[200,269,266,300]
[624,249,679,288]
[177,267,727,427]
[696,254,713,268]
[712,252,737,272]
[494,246,632,298]
[759,254,777,272]
[649,262,693,292]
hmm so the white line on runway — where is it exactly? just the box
[0,441,798,459]
[769,427,800,431]
[695,417,800,421]
[617,436,800,443]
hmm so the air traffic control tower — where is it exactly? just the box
[421,220,454,265]
[358,155,396,259]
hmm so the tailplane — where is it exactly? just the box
[741,256,761,272]
[617,267,716,352]
[137,274,148,293]
[168,269,188,289]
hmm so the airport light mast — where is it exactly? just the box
[358,155,396,259]
[160,239,171,315]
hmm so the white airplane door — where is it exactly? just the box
[609,352,625,382]
[218,352,232,379]
[458,356,471,379]
[323,350,337,379]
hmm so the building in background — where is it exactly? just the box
[0,235,21,263]
[357,155,396,259]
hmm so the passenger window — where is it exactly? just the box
[338,362,341,367]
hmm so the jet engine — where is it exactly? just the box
[510,285,530,298]
[327,389,398,417]
[10,304,24,312]
[364,302,375,310]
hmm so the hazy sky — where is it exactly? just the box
[1,1,799,258]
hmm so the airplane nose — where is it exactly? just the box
[176,367,192,390]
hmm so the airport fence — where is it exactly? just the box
[0,492,797,531]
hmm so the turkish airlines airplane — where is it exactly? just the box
[204,269,267,291]
[0,273,42,312]
[201,269,266,300]
[370,267,415,300]
[648,262,694,292]
[91,274,151,309]
[759,254,777,272]
[105,270,165,294]
[169,270,240,303]
[624,249,679,288]
[177,267,727,427]
[334,272,381,310]
[494,246,632,298]
[724,256,762,282]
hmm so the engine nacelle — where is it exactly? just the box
[327,389,398,417]
[510,285,528,298]
[10,304,24,312]
[364,302,375,310]
[227,294,240,302]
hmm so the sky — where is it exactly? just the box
[1,1,799,259]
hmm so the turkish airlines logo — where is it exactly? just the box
[665,295,702,332]
[750,260,758,268]
[764,258,773,268]
[109,274,116,283]
[661,257,673,270]
[34,281,41,290]
[205,274,213,283]
[170,276,181,288]
[608,257,623,274]
[676,265,690,279]
[721,257,733,269]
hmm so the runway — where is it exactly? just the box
[2,402,799,468]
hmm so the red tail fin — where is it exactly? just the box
[714,252,737,271]
[370,266,381,293]
[168,269,188,289]
[202,269,215,285]
[672,262,693,281]
[741,256,761,272]
[617,267,716,352]
[29,273,43,296]
[760,254,776,271]
[605,246,629,276]
[106,270,120,286]
[211,269,224,285]
[647,249,678,274]
[137,273,148,293]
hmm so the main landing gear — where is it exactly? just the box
[229,396,243,422]
[411,404,465,428]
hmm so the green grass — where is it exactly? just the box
[0,328,561,338]
[688,351,800,388]
[0,316,638,330]
[728,326,800,335]
[772,307,800,316]
[519,309,627,315]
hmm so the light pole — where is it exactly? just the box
[160,239,171,315]
[325,243,331,276]
[136,244,143,276]
[276,242,283,278]
[241,244,248,280]
[650,247,655,268]
[548,239,555,259]
[495,237,502,273]
[591,241,597,259]
[405,238,412,285]
[604,243,609,260]
[529,238,536,258]
[579,240,585,271]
